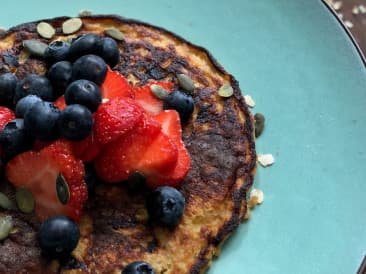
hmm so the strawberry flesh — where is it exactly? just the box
[101,69,134,100]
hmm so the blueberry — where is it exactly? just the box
[24,101,60,140]
[0,73,17,106]
[47,61,73,98]
[72,55,107,85]
[99,37,120,68]
[122,261,156,274]
[44,41,70,63]
[15,95,42,118]
[163,90,194,123]
[14,74,54,103]
[64,80,101,112]
[0,119,34,160]
[146,186,185,227]
[58,104,93,140]
[68,34,102,60]
[38,216,80,259]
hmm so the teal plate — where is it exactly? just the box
[2,0,366,273]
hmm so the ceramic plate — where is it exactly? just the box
[2,0,365,273]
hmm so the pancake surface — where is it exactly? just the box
[0,15,256,274]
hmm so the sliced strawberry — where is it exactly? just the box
[6,140,88,222]
[54,95,67,111]
[0,107,15,131]
[70,129,102,162]
[134,81,173,115]
[94,97,144,144]
[151,110,191,188]
[94,116,178,184]
[101,69,134,101]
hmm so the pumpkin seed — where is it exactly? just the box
[0,216,13,240]
[15,188,34,213]
[79,9,93,17]
[254,113,265,138]
[23,39,48,57]
[177,74,195,93]
[218,82,234,98]
[0,192,12,209]
[150,84,168,99]
[56,173,70,205]
[105,28,125,41]
[62,18,83,34]
[36,22,55,39]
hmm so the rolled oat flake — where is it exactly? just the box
[218,82,234,98]
[0,215,13,240]
[62,18,83,34]
[36,22,55,39]
[15,188,35,213]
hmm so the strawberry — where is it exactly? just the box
[151,110,191,188]
[134,81,173,114]
[94,116,178,184]
[101,69,134,101]
[94,97,144,144]
[70,130,102,162]
[0,107,15,131]
[54,95,67,111]
[6,140,88,222]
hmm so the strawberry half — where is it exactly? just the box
[94,116,178,184]
[94,97,144,144]
[134,81,173,114]
[0,107,15,131]
[151,110,191,188]
[6,140,88,221]
[70,129,102,162]
[101,69,134,101]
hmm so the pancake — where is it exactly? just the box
[0,15,256,273]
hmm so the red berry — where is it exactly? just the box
[94,116,178,184]
[70,130,102,162]
[54,95,67,111]
[94,97,144,144]
[100,68,133,100]
[0,107,15,131]
[6,140,88,221]
[134,81,173,114]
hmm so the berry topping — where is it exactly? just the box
[72,54,107,85]
[14,74,54,103]
[0,118,34,160]
[134,81,173,114]
[94,97,143,144]
[64,80,101,112]
[122,261,156,274]
[58,104,93,140]
[0,73,17,106]
[44,41,70,63]
[94,117,178,184]
[99,37,120,68]
[6,140,88,221]
[100,69,133,100]
[24,101,60,141]
[47,61,73,97]
[0,107,15,131]
[70,129,102,162]
[15,95,42,118]
[68,33,102,60]
[37,216,80,259]
[163,90,194,123]
[146,186,185,226]
[54,95,67,111]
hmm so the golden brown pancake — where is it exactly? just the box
[0,15,256,274]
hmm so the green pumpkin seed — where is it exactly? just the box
[0,192,12,209]
[218,83,234,98]
[56,173,70,205]
[79,9,93,17]
[150,84,168,99]
[177,74,195,93]
[254,113,265,138]
[105,28,125,41]
[15,188,34,214]
[23,40,48,57]
[0,216,13,240]
[36,22,55,39]
[62,18,83,34]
